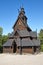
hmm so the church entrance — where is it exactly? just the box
[33,46,36,52]
[13,41,17,53]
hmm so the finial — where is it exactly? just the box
[18,5,25,16]
[20,4,24,11]
[20,3,24,9]
[21,4,24,8]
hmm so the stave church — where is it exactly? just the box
[3,7,40,54]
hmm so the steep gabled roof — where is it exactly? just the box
[14,29,37,38]
[8,29,37,38]
[13,7,32,31]
[13,16,32,31]
[16,29,30,37]
[13,17,19,28]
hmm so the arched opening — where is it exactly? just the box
[13,41,17,53]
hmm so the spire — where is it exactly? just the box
[19,7,25,16]
[20,7,25,14]
[18,7,27,24]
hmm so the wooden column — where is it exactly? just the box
[20,37,22,54]
[32,47,34,54]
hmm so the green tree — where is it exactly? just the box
[39,29,43,41]
[2,35,8,45]
[0,27,3,46]
[0,27,3,53]
[38,29,43,51]
[0,27,3,36]
[0,27,8,53]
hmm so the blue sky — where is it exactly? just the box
[0,0,43,35]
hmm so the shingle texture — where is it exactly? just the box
[17,29,30,37]
[3,29,40,47]
[32,39,40,46]
[22,38,34,46]
[8,29,37,38]
[15,29,37,37]
[22,38,40,46]
[3,38,40,47]
[3,39,14,46]
[30,31,37,37]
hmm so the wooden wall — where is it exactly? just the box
[22,48,33,53]
[3,46,39,54]
[3,47,13,53]
[3,46,33,53]
[16,47,34,54]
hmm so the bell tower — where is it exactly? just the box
[13,7,31,31]
[18,7,27,24]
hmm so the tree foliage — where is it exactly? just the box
[0,27,3,46]
[38,29,43,51]
[2,35,8,45]
[39,29,43,41]
[0,27,3,36]
[0,27,8,53]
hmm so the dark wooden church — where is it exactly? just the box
[3,7,40,54]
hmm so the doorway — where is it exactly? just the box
[34,46,36,52]
[13,41,17,53]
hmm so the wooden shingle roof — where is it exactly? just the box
[14,29,37,38]
[22,38,40,46]
[3,39,14,46]
[3,38,40,47]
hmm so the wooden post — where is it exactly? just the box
[32,47,34,54]
[20,37,22,55]
[19,47,22,54]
